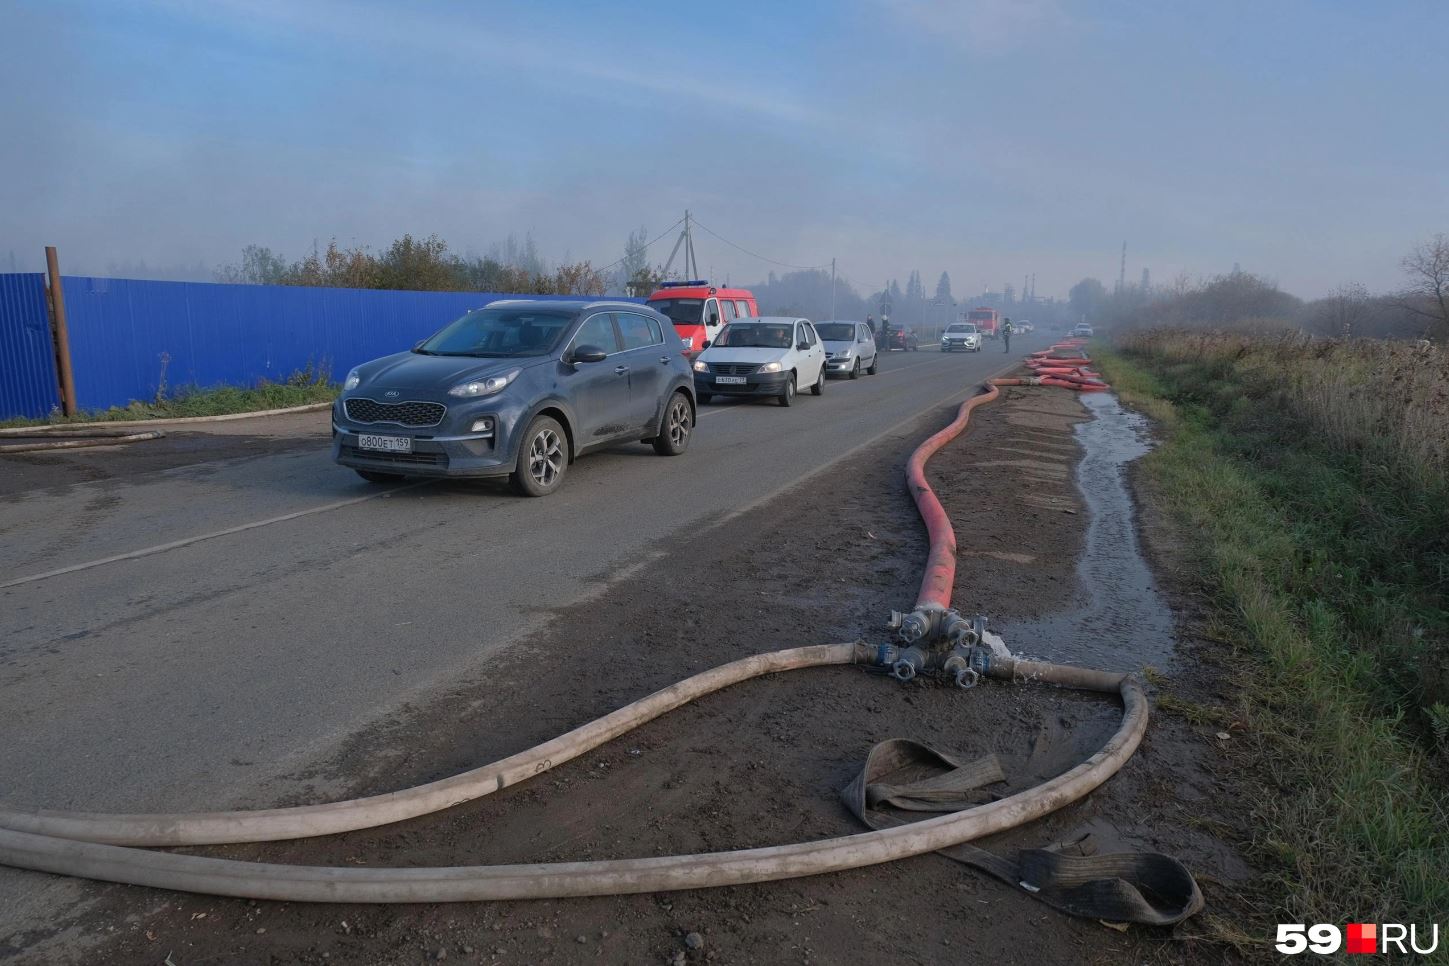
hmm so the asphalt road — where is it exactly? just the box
[0,337,1042,942]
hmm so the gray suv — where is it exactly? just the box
[332,300,695,496]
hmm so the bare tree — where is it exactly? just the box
[1325,282,1371,337]
[1399,233,1449,338]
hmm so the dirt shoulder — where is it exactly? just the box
[22,384,1258,966]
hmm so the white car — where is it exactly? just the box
[940,322,982,352]
[1072,323,1094,337]
[692,317,828,407]
[815,320,879,378]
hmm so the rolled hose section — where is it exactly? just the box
[0,650,1146,903]
[905,384,1000,612]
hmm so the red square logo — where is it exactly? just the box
[1346,923,1376,954]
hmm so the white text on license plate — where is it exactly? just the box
[358,434,412,453]
[716,375,747,385]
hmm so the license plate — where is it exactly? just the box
[358,434,412,453]
[716,376,747,385]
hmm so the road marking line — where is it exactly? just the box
[0,482,431,590]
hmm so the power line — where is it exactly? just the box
[595,216,686,274]
[689,217,831,272]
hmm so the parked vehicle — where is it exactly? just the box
[646,281,759,356]
[966,306,1001,338]
[692,317,827,407]
[816,321,879,378]
[940,322,982,352]
[333,300,695,496]
[1071,323,1095,337]
[887,327,919,351]
[1014,320,1034,334]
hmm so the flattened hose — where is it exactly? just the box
[0,647,1146,902]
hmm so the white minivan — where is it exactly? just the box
[815,321,879,378]
[692,317,828,407]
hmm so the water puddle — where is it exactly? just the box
[1006,392,1178,672]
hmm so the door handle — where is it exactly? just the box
[659,356,670,364]
[614,365,630,375]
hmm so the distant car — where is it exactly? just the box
[1015,321,1034,334]
[941,322,982,352]
[692,317,827,406]
[1071,323,1094,337]
[887,327,919,351]
[816,321,879,378]
[333,300,695,496]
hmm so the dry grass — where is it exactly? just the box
[1119,329,1449,491]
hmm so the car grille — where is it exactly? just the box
[344,397,446,427]
[711,363,759,376]
[341,445,449,467]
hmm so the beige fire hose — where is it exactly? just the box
[0,378,1196,922]
[0,644,1149,903]
[0,428,165,453]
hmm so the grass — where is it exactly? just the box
[1094,333,1449,933]
[0,367,338,428]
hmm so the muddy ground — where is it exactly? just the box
[17,384,1259,965]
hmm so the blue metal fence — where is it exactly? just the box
[0,275,642,417]
[0,274,60,419]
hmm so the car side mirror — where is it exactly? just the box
[572,345,608,364]
[707,314,720,326]
[701,340,711,349]
[796,341,810,351]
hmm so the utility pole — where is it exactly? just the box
[829,257,837,321]
[45,246,78,416]
[662,210,699,280]
[1117,241,1127,295]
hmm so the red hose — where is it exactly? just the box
[905,384,1000,611]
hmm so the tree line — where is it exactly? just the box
[215,233,610,296]
[1073,234,1449,341]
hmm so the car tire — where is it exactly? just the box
[812,366,825,395]
[355,469,404,484]
[777,374,796,407]
[652,392,693,456]
[510,414,567,497]
[867,356,878,375]
[849,359,860,379]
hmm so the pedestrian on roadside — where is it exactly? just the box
[1002,317,1014,353]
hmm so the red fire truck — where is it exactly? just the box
[966,306,1001,339]
[646,281,760,356]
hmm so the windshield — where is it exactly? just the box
[815,323,856,341]
[649,298,704,325]
[417,307,573,357]
[714,322,794,349]
[947,324,977,334]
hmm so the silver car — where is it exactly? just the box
[941,322,982,352]
[815,321,879,378]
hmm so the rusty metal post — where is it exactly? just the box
[45,245,77,416]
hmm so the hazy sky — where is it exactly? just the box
[2,0,1445,297]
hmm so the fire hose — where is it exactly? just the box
[0,363,1201,924]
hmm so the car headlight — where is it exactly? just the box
[343,368,361,391]
[448,368,520,397]
[692,360,709,373]
[759,361,783,373]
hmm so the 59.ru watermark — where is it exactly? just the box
[1277,923,1440,955]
